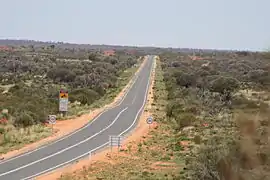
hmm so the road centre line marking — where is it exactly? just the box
[21,56,155,180]
[131,76,145,105]
[0,107,129,177]
[0,58,145,165]
[119,57,154,136]
[131,94,137,105]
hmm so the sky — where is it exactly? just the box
[0,0,269,51]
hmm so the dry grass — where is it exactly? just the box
[184,92,270,180]
[0,123,51,154]
[229,111,270,180]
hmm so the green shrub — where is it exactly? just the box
[166,101,184,118]
[14,111,35,127]
[69,88,100,105]
[3,133,11,144]
[175,113,197,129]
[0,127,5,134]
[194,135,201,144]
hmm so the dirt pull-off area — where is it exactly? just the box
[0,57,147,161]
[36,56,157,180]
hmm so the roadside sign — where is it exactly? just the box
[109,135,124,146]
[48,115,56,124]
[109,135,124,152]
[59,89,68,112]
[60,93,68,98]
[59,89,68,99]
[59,99,68,112]
[146,116,153,124]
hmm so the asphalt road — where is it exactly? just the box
[0,55,155,180]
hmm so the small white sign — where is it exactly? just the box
[59,99,68,112]
[109,135,124,147]
[48,115,56,124]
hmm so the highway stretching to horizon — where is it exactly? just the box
[0,55,155,180]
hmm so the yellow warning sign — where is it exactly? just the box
[59,92,68,99]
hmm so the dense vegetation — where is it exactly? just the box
[0,46,138,128]
[58,51,270,180]
[159,50,270,179]
[2,39,270,179]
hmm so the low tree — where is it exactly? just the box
[176,72,196,88]
[210,76,240,101]
[248,69,270,85]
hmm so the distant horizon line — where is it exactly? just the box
[0,38,266,52]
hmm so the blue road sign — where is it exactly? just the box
[146,116,153,124]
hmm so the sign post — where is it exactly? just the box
[59,89,68,116]
[146,116,153,130]
[109,135,124,153]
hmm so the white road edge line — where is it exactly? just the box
[21,142,110,180]
[0,107,129,177]
[0,57,144,165]
[20,56,156,180]
[119,57,155,136]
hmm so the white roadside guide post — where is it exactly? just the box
[146,116,153,130]
[89,151,92,161]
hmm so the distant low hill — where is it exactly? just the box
[0,39,251,55]
[0,39,158,53]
